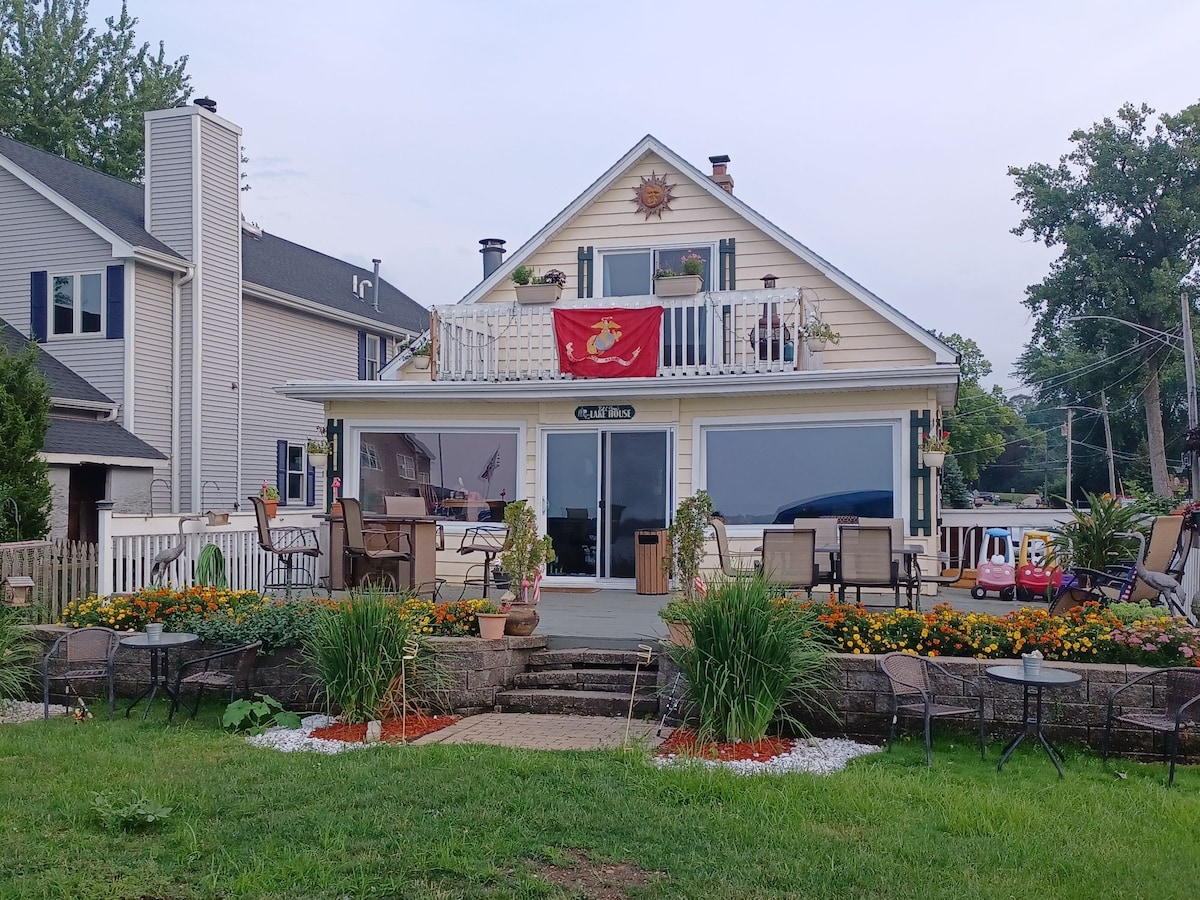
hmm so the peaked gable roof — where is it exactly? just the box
[459,134,957,365]
[0,132,426,331]
[0,317,112,404]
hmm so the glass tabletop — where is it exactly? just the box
[119,632,200,649]
[985,665,1082,687]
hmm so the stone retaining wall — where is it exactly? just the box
[29,627,546,715]
[658,653,1196,761]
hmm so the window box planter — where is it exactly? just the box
[515,283,562,304]
[654,274,703,297]
[411,355,431,370]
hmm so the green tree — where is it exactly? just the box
[1009,101,1200,496]
[936,332,1023,483]
[940,454,972,509]
[0,0,191,180]
[0,331,51,539]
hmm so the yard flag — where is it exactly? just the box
[693,575,707,597]
[479,447,501,481]
[553,306,663,378]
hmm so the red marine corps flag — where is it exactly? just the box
[552,306,663,378]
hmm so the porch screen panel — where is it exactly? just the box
[704,425,894,525]
[357,430,519,517]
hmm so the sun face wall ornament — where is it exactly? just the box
[632,171,676,220]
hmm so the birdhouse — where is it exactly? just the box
[2,575,34,607]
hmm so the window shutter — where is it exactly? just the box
[577,246,593,298]
[306,460,316,507]
[276,439,288,507]
[357,332,367,380]
[105,264,124,339]
[719,239,736,290]
[378,335,388,368]
[30,271,48,343]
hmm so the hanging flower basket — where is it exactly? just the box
[922,450,946,469]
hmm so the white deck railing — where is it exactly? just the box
[97,508,326,596]
[429,288,808,381]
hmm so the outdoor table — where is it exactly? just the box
[120,632,200,720]
[816,542,926,607]
[324,513,442,592]
[985,664,1083,778]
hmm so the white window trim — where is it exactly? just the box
[360,441,381,470]
[286,441,306,503]
[594,241,718,297]
[396,453,416,480]
[49,270,105,338]
[693,411,907,536]
[365,334,382,380]
[344,419,526,531]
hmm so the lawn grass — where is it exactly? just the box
[0,706,1197,899]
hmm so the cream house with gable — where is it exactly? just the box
[283,135,959,588]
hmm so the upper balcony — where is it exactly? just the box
[426,288,818,382]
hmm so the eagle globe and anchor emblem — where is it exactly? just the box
[565,315,643,367]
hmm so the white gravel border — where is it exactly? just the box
[244,714,382,754]
[0,700,68,724]
[653,736,881,776]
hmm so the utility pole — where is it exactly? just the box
[1101,391,1117,496]
[1063,410,1073,506]
[1182,292,1199,498]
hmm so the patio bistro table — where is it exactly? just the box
[985,664,1082,778]
[120,632,200,720]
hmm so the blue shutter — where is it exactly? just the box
[306,460,316,507]
[378,335,387,368]
[30,271,48,342]
[357,332,367,380]
[276,440,288,508]
[105,264,124,339]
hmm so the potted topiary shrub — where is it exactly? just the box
[513,266,566,304]
[498,500,555,635]
[659,490,714,645]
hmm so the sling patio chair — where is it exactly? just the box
[43,626,120,719]
[880,652,986,767]
[342,497,413,592]
[249,495,320,598]
[760,528,820,598]
[457,525,509,599]
[708,515,759,577]
[836,525,909,607]
[169,640,263,722]
[1103,666,1200,786]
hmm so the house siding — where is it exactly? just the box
[476,151,934,369]
[241,298,360,503]
[132,263,175,477]
[144,114,194,251]
[0,167,125,402]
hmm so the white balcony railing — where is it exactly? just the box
[429,289,807,381]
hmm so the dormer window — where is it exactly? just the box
[599,245,713,297]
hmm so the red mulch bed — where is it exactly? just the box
[657,729,794,762]
[310,714,460,744]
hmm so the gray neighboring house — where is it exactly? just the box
[0,101,428,538]
[0,317,164,542]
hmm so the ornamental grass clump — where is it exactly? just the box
[305,587,445,724]
[0,606,35,704]
[670,574,836,744]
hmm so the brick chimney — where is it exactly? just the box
[709,155,733,193]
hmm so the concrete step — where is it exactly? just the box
[513,667,658,693]
[527,648,660,671]
[496,688,659,717]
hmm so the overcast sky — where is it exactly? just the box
[93,0,1200,391]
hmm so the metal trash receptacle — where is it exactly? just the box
[634,529,670,595]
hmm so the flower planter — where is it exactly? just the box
[654,274,703,297]
[515,283,562,304]
[503,603,539,636]
[411,356,431,370]
[262,498,279,518]
[922,451,945,469]
[664,620,693,647]
[476,613,508,641]
[308,452,327,469]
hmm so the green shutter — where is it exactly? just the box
[327,417,344,513]
[910,410,932,536]
[719,238,736,290]
[577,246,593,298]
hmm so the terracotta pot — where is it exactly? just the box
[330,501,343,517]
[476,613,508,641]
[665,620,693,647]
[263,498,279,518]
[503,603,539,636]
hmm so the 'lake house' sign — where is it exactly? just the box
[575,405,635,421]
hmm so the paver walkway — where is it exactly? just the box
[412,713,667,751]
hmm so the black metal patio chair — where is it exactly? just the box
[880,652,986,767]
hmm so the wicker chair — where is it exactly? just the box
[880,652,986,767]
[169,641,262,721]
[1103,667,1200,786]
[43,627,120,719]
[342,497,412,591]
[760,529,819,597]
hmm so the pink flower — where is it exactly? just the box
[1181,646,1194,658]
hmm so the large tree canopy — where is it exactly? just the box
[0,0,191,180]
[937,332,1023,483]
[1010,101,1200,496]
[0,331,51,540]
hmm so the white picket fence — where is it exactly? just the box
[940,509,1200,601]
[98,508,326,596]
